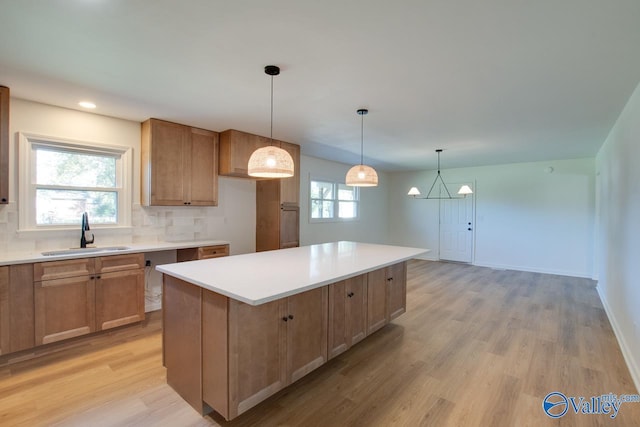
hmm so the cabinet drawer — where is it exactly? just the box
[177,245,229,262]
[198,245,229,259]
[34,258,94,282]
[96,253,145,273]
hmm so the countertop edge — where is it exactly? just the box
[0,240,231,266]
[157,245,429,305]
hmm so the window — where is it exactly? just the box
[310,179,359,221]
[19,133,132,231]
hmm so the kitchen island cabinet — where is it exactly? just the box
[158,241,427,420]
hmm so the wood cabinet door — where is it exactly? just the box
[96,253,144,273]
[367,268,388,334]
[387,262,407,321]
[34,258,94,281]
[95,269,144,331]
[0,267,8,355]
[189,127,218,206]
[147,119,190,205]
[279,141,300,205]
[286,287,328,383]
[219,129,269,177]
[0,86,8,204]
[256,179,280,252]
[228,298,287,419]
[7,264,35,353]
[279,203,299,249]
[328,280,348,359]
[34,276,95,345]
[346,274,367,346]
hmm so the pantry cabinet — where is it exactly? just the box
[141,118,218,206]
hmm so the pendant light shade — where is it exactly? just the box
[247,146,295,178]
[457,184,473,195]
[346,164,378,187]
[248,65,294,178]
[346,109,378,187]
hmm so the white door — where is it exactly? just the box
[439,183,474,262]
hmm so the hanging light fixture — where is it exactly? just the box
[247,65,295,178]
[407,149,473,199]
[346,108,378,187]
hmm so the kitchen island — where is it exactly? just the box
[157,241,427,420]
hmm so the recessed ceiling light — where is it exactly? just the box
[78,101,96,109]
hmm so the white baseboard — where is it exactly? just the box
[472,261,592,279]
[596,285,640,394]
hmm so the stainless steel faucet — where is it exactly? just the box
[80,212,94,248]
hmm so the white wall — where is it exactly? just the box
[389,158,595,277]
[0,99,256,256]
[595,82,640,392]
[300,155,389,246]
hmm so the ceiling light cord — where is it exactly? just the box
[360,112,364,165]
[270,73,274,146]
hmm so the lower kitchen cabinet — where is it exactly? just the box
[387,261,407,321]
[96,269,145,331]
[1,265,34,355]
[33,254,144,346]
[367,267,388,334]
[162,261,407,421]
[34,275,96,345]
[0,267,8,354]
[328,274,367,359]
[224,287,328,418]
[366,262,408,335]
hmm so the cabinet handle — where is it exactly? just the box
[347,292,354,298]
[387,277,393,282]
[97,275,101,279]
[288,314,294,320]
[282,317,288,322]
[90,276,95,280]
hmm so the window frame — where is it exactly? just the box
[309,176,360,223]
[18,133,132,232]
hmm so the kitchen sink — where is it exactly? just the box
[41,246,131,256]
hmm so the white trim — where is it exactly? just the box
[309,176,360,223]
[18,132,132,231]
[472,261,593,279]
[596,284,640,394]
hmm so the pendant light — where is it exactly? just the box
[247,65,295,178]
[346,109,378,187]
[407,149,473,199]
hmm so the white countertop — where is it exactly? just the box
[156,241,429,305]
[0,240,230,266]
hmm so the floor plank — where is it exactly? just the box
[1,260,639,426]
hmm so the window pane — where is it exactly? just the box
[339,201,358,218]
[311,200,334,219]
[36,189,117,225]
[338,184,357,201]
[36,148,117,187]
[310,180,333,200]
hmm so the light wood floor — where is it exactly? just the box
[1,261,638,426]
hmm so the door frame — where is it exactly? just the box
[438,181,476,263]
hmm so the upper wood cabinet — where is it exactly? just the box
[219,130,300,205]
[219,129,270,177]
[0,86,9,204]
[141,118,218,206]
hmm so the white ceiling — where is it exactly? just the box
[1,0,639,171]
